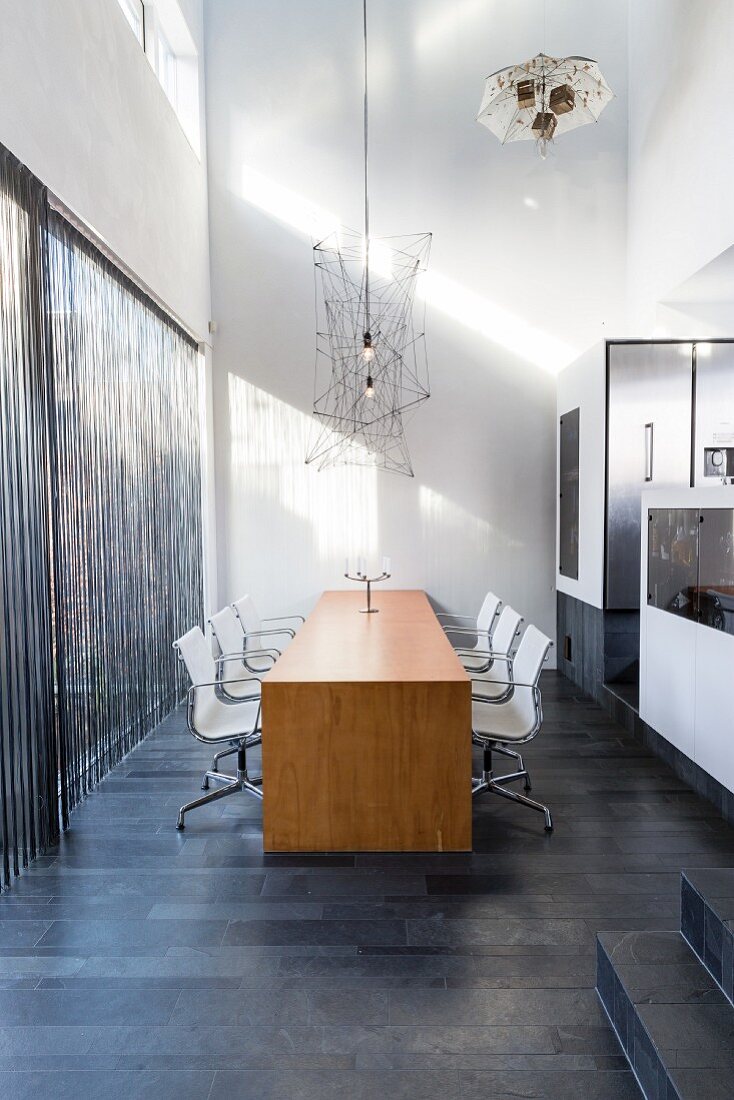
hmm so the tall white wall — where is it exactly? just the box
[204,0,628,645]
[0,0,210,337]
[627,0,734,334]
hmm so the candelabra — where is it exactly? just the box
[344,557,391,613]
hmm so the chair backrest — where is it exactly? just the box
[232,595,262,648]
[491,605,523,655]
[173,626,216,688]
[476,591,501,635]
[209,606,245,658]
[512,624,553,687]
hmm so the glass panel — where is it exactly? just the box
[647,508,699,619]
[698,509,734,634]
[158,28,178,108]
[559,408,579,579]
[117,0,145,48]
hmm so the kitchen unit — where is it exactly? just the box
[557,340,734,819]
[641,488,734,794]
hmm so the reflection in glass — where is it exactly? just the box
[647,509,699,619]
[698,509,734,634]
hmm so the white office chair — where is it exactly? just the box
[471,624,554,831]
[209,605,280,678]
[232,594,305,665]
[437,591,502,652]
[457,604,523,677]
[172,626,264,831]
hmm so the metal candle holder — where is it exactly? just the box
[344,558,391,613]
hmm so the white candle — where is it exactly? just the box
[344,557,349,575]
[383,557,391,574]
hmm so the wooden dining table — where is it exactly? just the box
[261,589,472,852]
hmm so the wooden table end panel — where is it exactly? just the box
[262,678,472,853]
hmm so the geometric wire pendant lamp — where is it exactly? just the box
[305,0,431,476]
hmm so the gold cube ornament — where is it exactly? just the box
[532,111,557,140]
[549,84,575,115]
[516,79,536,109]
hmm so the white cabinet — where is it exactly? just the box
[643,607,696,760]
[640,487,734,796]
[693,626,734,792]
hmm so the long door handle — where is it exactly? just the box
[644,422,654,482]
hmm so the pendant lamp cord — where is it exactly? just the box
[363,0,370,329]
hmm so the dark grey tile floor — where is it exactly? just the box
[5,672,734,1098]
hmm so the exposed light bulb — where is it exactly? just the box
[362,331,374,362]
[365,375,375,398]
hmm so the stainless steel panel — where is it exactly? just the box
[606,344,692,609]
[694,342,734,485]
[559,407,580,580]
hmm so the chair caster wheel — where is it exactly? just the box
[544,824,553,832]
[201,782,209,791]
[524,782,532,792]
[176,821,185,831]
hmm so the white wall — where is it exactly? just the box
[204,0,629,648]
[556,342,606,609]
[0,0,210,337]
[627,0,734,334]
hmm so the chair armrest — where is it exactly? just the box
[435,612,475,622]
[216,648,278,666]
[191,675,264,692]
[456,649,511,661]
[471,678,535,689]
[442,626,491,637]
[261,614,306,625]
[243,626,296,640]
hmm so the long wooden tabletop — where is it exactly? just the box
[264,589,468,684]
[261,590,472,852]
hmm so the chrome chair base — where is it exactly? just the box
[473,739,531,790]
[177,746,262,830]
[202,736,260,787]
[472,747,552,831]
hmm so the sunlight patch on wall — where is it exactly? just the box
[240,166,340,242]
[238,166,577,373]
[417,271,576,375]
[228,373,378,562]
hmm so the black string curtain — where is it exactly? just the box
[46,214,203,822]
[0,143,204,888]
[0,148,58,885]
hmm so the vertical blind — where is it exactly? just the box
[0,149,58,885]
[47,217,203,818]
[0,147,204,887]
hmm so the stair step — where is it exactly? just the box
[681,868,734,1003]
[597,928,734,1099]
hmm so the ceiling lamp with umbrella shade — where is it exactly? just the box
[306,0,431,477]
[477,53,613,158]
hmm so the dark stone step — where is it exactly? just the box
[681,868,734,1002]
[597,928,733,1099]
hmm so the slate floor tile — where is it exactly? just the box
[9,673,734,1096]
